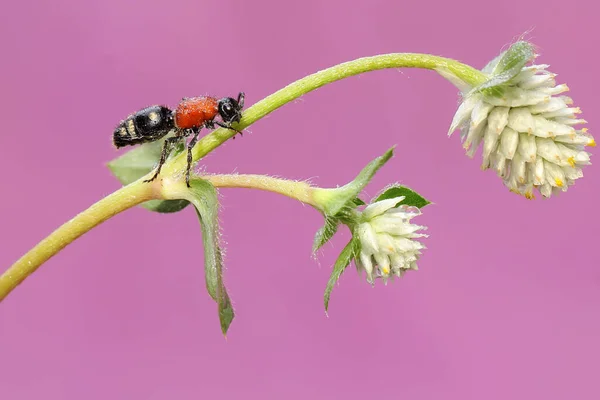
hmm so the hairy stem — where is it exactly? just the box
[0,181,158,301]
[1,52,485,302]
[163,53,486,174]
[202,174,322,210]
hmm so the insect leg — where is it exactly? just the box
[214,120,243,136]
[143,136,182,183]
[185,128,202,187]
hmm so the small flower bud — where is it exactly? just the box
[354,196,427,283]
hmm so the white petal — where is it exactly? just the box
[363,196,405,220]
[539,84,569,96]
[359,252,374,283]
[375,233,399,255]
[533,157,545,185]
[448,95,479,136]
[508,107,535,134]
[394,237,423,252]
[518,73,556,90]
[536,137,563,164]
[492,152,508,178]
[533,116,575,137]
[544,161,566,188]
[386,205,421,220]
[511,153,527,184]
[405,232,429,239]
[374,254,391,276]
[487,106,510,135]
[553,117,587,126]
[554,132,595,146]
[574,151,591,165]
[526,163,537,186]
[517,132,537,162]
[514,64,550,81]
[465,122,486,157]
[484,87,550,107]
[500,127,519,159]
[471,102,494,127]
[390,253,406,272]
[556,143,591,166]
[504,173,519,193]
[529,96,571,114]
[371,216,421,236]
[562,165,583,180]
[542,107,581,119]
[357,223,379,255]
[482,124,500,169]
[540,183,552,197]
[522,183,535,200]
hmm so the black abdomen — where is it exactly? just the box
[113,105,174,148]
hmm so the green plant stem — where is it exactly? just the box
[0,181,158,302]
[1,52,486,302]
[202,174,322,210]
[163,53,486,175]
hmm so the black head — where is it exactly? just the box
[217,92,245,124]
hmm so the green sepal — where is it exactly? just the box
[187,178,234,335]
[321,147,394,216]
[374,184,432,209]
[107,136,190,213]
[312,149,393,256]
[476,41,536,97]
[312,216,339,254]
[324,238,360,312]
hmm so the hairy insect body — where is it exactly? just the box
[112,92,245,187]
[113,105,173,148]
[174,97,219,130]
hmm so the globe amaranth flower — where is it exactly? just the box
[448,62,595,198]
[355,196,427,283]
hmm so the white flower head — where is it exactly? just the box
[355,196,427,283]
[447,45,594,199]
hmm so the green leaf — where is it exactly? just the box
[324,238,359,312]
[477,41,535,97]
[322,147,394,216]
[107,137,190,213]
[481,53,504,74]
[374,185,432,209]
[312,217,339,254]
[491,41,535,76]
[187,178,234,335]
[352,198,366,206]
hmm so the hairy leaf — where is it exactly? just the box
[477,41,535,97]
[374,185,432,209]
[324,238,360,312]
[188,178,234,335]
[322,147,394,216]
[107,137,189,213]
[312,217,339,254]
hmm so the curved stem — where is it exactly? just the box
[1,52,485,302]
[163,53,486,174]
[202,174,322,210]
[0,181,158,302]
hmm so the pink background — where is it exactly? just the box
[1,0,598,399]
